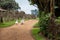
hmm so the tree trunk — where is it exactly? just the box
[49,0,57,40]
[0,17,3,23]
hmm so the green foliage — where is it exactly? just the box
[32,28,46,40]
[28,0,50,12]
[39,12,50,32]
[0,0,20,10]
[29,0,60,40]
[28,0,36,5]
[55,17,60,24]
[38,12,51,38]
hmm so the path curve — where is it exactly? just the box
[0,20,38,40]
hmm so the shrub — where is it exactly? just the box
[55,16,60,24]
[38,12,51,38]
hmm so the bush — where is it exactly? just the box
[38,11,60,40]
[55,16,60,24]
[39,12,50,32]
[38,12,51,38]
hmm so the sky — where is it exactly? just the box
[15,0,38,14]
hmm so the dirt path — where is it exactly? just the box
[0,20,38,40]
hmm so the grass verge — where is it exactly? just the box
[0,20,15,28]
[32,28,46,40]
[34,23,39,28]
[0,19,21,28]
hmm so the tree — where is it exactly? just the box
[28,0,60,40]
[28,0,60,17]
[0,0,20,23]
[18,11,25,18]
[29,0,50,13]
[0,0,20,10]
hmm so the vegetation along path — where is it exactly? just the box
[0,20,38,40]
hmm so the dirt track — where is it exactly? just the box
[0,20,38,40]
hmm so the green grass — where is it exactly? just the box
[34,23,39,28]
[0,20,15,28]
[32,28,46,40]
[0,19,21,28]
